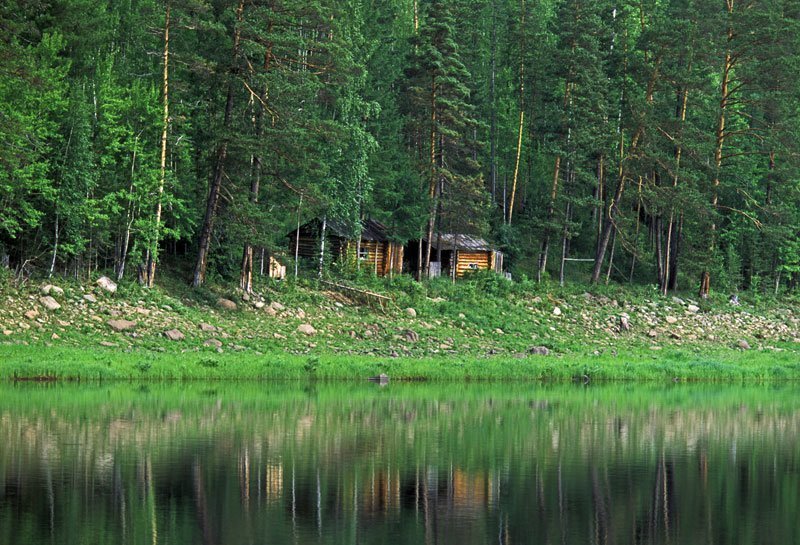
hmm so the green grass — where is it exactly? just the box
[1,343,799,381]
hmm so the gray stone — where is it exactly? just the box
[528,346,550,356]
[41,285,64,297]
[204,338,223,348]
[687,304,700,313]
[99,341,118,347]
[552,306,562,316]
[403,329,419,342]
[83,294,97,303]
[217,298,237,311]
[96,276,118,294]
[164,329,185,341]
[253,301,265,309]
[24,310,39,320]
[738,339,751,350]
[297,323,316,336]
[405,307,417,318]
[665,316,678,324]
[619,316,631,332]
[270,301,285,311]
[107,319,137,332]
[39,296,61,311]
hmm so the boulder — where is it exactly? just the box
[297,323,316,336]
[737,339,751,350]
[40,285,64,297]
[204,338,223,348]
[96,276,118,294]
[405,307,417,318]
[253,301,265,309]
[296,308,306,319]
[552,306,562,316]
[24,310,39,320]
[199,323,217,332]
[528,346,550,356]
[619,315,630,332]
[270,301,285,311]
[83,294,97,303]
[164,329,185,341]
[665,316,678,324]
[107,319,137,332]
[39,296,61,311]
[403,329,419,342]
[687,304,700,313]
[217,298,237,311]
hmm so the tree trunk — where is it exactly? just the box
[423,75,437,278]
[318,215,327,279]
[192,0,245,288]
[506,0,525,226]
[145,1,170,288]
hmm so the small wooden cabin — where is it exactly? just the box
[407,234,503,278]
[287,218,403,277]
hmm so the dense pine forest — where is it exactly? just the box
[2,0,800,297]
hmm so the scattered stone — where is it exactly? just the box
[264,306,277,316]
[687,304,700,313]
[135,307,151,316]
[647,330,658,338]
[83,294,97,303]
[531,296,542,304]
[2,330,11,336]
[24,310,39,320]
[737,339,751,350]
[270,301,285,311]
[389,350,399,358]
[50,333,59,340]
[296,308,306,319]
[164,329,185,341]
[96,276,118,294]
[39,296,61,311]
[254,301,265,309]
[552,306,562,316]
[203,338,223,348]
[672,297,685,305]
[528,346,550,356]
[242,292,250,302]
[273,333,286,340]
[669,332,682,340]
[107,319,137,332]
[403,329,419,342]
[99,341,118,347]
[665,316,678,324]
[405,307,417,318]
[297,324,316,336]
[619,315,630,332]
[495,328,504,335]
[57,320,70,327]
[41,285,64,297]
[217,298,237,311]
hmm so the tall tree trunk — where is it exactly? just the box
[318,215,327,279]
[489,0,497,204]
[145,1,170,288]
[592,56,661,283]
[507,0,525,226]
[192,0,245,288]
[423,75,438,277]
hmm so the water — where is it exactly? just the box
[0,381,798,544]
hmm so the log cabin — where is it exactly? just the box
[287,218,403,277]
[406,234,503,278]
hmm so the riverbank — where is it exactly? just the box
[0,271,798,380]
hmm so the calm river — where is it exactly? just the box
[0,381,798,544]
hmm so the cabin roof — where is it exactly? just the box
[428,234,496,252]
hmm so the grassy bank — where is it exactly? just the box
[0,270,798,381]
[2,343,800,381]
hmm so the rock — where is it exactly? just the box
[552,306,562,316]
[270,301,285,311]
[99,341,117,347]
[51,333,59,340]
[203,338,223,348]
[24,310,39,320]
[389,350,399,358]
[296,308,306,319]
[528,346,550,356]
[96,276,118,294]
[665,316,678,324]
[264,306,277,316]
[405,307,417,318]
[737,339,751,350]
[242,292,250,302]
[297,324,316,336]
[687,304,700,313]
[2,330,12,336]
[368,373,390,384]
[135,307,151,316]
[39,296,61,311]
[495,328,504,335]
[254,301,265,309]
[531,296,543,304]
[403,329,419,342]
[164,329,185,341]
[217,298,237,311]
[273,333,286,340]
[669,331,682,340]
[83,294,97,303]
[41,285,64,297]
[619,316,630,332]
[107,319,137,332]
[647,329,658,338]
[672,296,685,305]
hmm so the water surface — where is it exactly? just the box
[0,381,798,544]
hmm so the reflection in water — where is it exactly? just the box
[0,382,799,544]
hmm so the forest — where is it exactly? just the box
[2,0,799,297]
